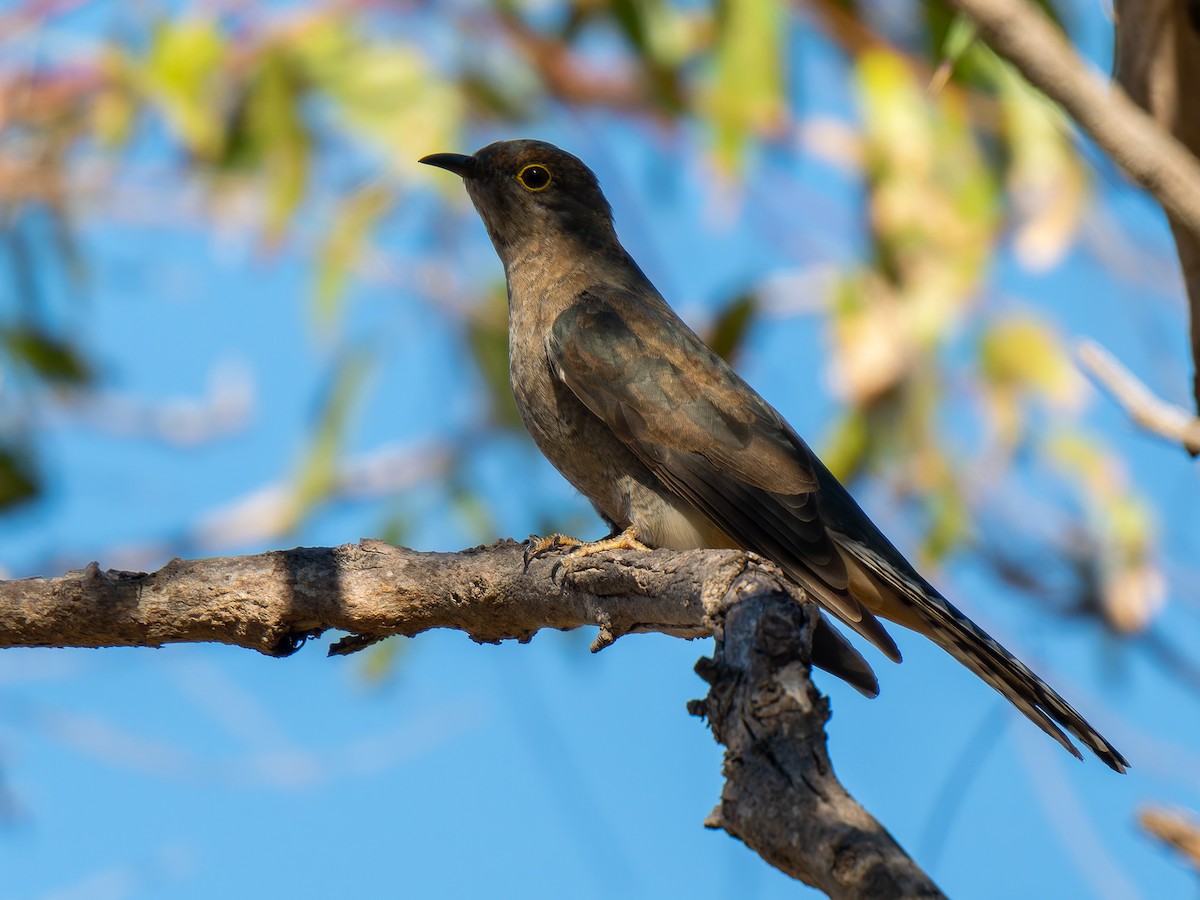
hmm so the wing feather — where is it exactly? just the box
[547,289,900,661]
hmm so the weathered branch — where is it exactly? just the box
[693,583,946,898]
[0,539,731,655]
[0,538,942,897]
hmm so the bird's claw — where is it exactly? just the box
[523,533,584,571]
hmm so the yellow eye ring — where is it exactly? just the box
[517,164,552,191]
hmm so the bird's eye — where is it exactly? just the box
[517,164,552,192]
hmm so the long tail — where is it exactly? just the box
[843,537,1129,773]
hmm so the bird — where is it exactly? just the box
[420,138,1128,773]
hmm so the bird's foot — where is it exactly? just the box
[523,526,651,572]
[565,525,651,558]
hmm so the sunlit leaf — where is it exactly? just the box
[292,22,462,173]
[1045,429,1164,632]
[125,17,227,158]
[977,315,1085,408]
[450,478,499,543]
[856,49,998,341]
[928,15,977,94]
[828,274,909,404]
[222,45,313,242]
[921,471,969,563]
[946,42,1087,272]
[702,0,786,171]
[90,75,140,148]
[360,636,408,686]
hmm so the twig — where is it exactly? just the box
[1139,805,1200,875]
[1075,338,1200,454]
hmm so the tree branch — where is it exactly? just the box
[944,0,1200,238]
[693,584,946,898]
[0,539,731,655]
[945,0,1200,420]
[1113,0,1200,417]
[0,538,942,897]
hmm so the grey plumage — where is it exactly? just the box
[421,139,1128,773]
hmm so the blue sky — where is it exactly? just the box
[2,3,1199,898]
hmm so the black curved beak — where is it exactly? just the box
[419,152,476,178]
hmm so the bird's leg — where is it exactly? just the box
[523,525,651,570]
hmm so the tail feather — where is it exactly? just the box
[843,537,1129,773]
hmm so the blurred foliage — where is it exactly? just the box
[466,285,523,430]
[705,291,759,363]
[285,350,376,533]
[0,0,1169,655]
[314,184,392,329]
[704,0,786,170]
[824,47,998,563]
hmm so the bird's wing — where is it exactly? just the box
[546,287,901,665]
[547,287,1128,772]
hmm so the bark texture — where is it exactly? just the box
[0,538,943,897]
[693,579,945,899]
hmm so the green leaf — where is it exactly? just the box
[292,22,462,167]
[450,479,498,543]
[91,66,140,148]
[704,291,757,363]
[0,444,39,511]
[856,49,998,337]
[977,315,1082,407]
[611,0,654,55]
[221,45,313,242]
[986,49,1085,270]
[928,14,978,93]
[359,636,408,686]
[820,409,870,483]
[921,474,969,562]
[2,326,91,386]
[129,17,227,158]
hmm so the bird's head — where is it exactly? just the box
[420,139,616,269]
